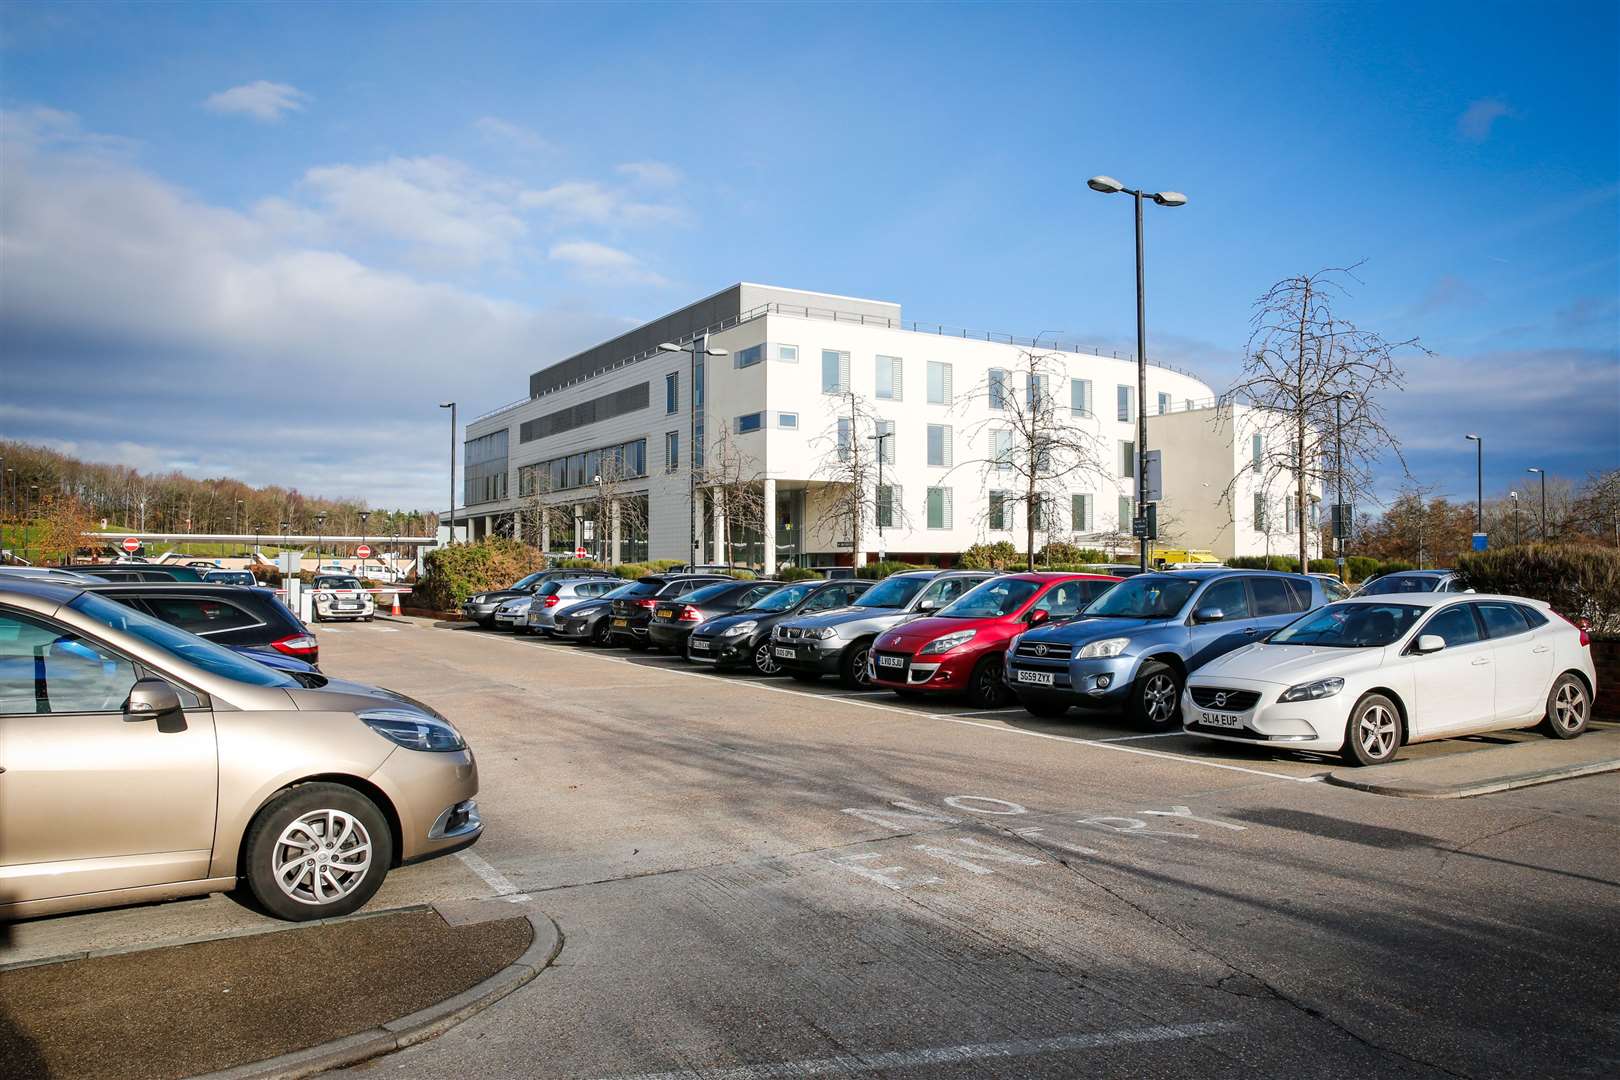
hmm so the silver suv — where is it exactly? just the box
[771,570,993,687]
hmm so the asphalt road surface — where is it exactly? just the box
[15,616,1615,1079]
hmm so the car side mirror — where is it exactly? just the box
[1413,634,1446,654]
[1026,608,1051,627]
[1195,607,1225,624]
[917,599,937,611]
[125,678,183,724]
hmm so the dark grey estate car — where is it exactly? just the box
[771,570,993,687]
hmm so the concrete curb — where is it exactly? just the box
[189,911,561,1080]
[1324,756,1620,799]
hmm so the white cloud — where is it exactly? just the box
[520,179,686,228]
[1457,98,1512,143]
[549,240,667,285]
[616,160,681,187]
[474,116,550,153]
[203,80,311,122]
[0,104,138,157]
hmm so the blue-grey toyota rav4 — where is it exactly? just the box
[1002,569,1329,728]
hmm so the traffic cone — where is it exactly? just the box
[390,591,402,616]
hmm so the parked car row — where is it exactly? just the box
[465,563,1598,768]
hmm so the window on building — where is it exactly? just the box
[1158,392,1171,415]
[1119,494,1134,531]
[926,487,953,529]
[1253,492,1268,531]
[822,350,850,394]
[1030,493,1044,530]
[665,431,680,473]
[777,344,798,363]
[837,417,852,461]
[927,423,952,468]
[1117,384,1134,422]
[876,355,903,400]
[734,344,764,369]
[1252,434,1263,468]
[1185,397,1196,411]
[694,419,704,469]
[1070,378,1092,417]
[989,368,1008,409]
[875,419,896,464]
[1072,492,1092,532]
[927,361,953,404]
[736,412,763,434]
[877,484,900,529]
[777,412,798,429]
[1119,440,1135,479]
[665,372,679,414]
[1284,495,1298,534]
[1035,438,1052,474]
[994,429,1013,472]
[990,491,1009,531]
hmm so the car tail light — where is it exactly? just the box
[272,633,319,660]
[678,605,703,622]
[1553,611,1591,647]
[636,598,657,609]
[543,594,559,607]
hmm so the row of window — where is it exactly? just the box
[517,439,649,496]
[872,486,1135,534]
[1252,492,1321,533]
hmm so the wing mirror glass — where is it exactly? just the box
[1414,634,1446,654]
[1194,607,1225,624]
[1026,608,1051,626]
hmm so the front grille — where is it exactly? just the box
[777,626,805,641]
[1015,641,1072,661]
[1189,687,1261,711]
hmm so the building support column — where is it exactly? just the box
[761,478,777,574]
[610,499,622,566]
[711,490,725,567]
[540,510,549,554]
[512,510,523,543]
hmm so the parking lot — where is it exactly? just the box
[9,616,1620,1079]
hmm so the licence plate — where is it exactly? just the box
[690,639,710,651]
[877,655,905,669]
[1015,670,1055,686]
[656,609,673,619]
[1200,711,1245,730]
[612,618,629,628]
[774,646,796,659]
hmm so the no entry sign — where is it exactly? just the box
[355,544,373,559]
[574,546,588,559]
[122,536,141,553]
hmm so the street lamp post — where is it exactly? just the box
[439,402,457,545]
[358,511,370,572]
[315,512,327,567]
[1087,175,1187,571]
[1527,467,1547,542]
[1509,491,1520,546]
[659,337,730,567]
[1465,434,1483,544]
[868,430,894,561]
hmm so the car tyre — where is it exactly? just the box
[1539,673,1590,740]
[966,654,1009,709]
[590,620,612,646]
[1129,661,1182,730]
[751,640,781,675]
[1020,696,1069,718]
[243,782,393,922]
[1342,692,1402,767]
[840,640,876,689]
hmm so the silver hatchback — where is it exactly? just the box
[525,576,624,633]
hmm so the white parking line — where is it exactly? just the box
[498,636,1324,785]
[1091,731,1189,742]
[593,1021,1241,1080]
[951,706,1030,717]
[455,849,531,903]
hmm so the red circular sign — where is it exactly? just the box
[574,546,588,559]
[122,536,141,553]
[355,544,372,558]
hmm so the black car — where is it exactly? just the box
[550,581,640,645]
[71,563,206,583]
[461,568,616,627]
[607,574,731,649]
[82,581,321,667]
[686,578,875,674]
[646,579,785,653]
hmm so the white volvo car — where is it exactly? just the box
[1182,593,1596,766]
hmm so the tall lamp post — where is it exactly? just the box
[314,512,327,567]
[868,430,894,561]
[439,402,457,545]
[1526,467,1547,542]
[1087,175,1187,570]
[1509,491,1520,545]
[1464,434,1483,544]
[658,337,729,566]
[358,511,370,571]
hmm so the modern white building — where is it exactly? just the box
[452,284,1316,569]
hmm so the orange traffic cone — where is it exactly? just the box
[390,591,402,616]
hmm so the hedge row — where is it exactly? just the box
[1457,545,1620,637]
[415,539,547,608]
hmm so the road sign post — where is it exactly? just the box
[122,536,141,554]
[355,544,372,559]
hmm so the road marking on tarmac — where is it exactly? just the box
[456,850,530,903]
[500,636,1324,784]
[592,1021,1242,1080]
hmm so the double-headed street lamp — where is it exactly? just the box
[439,402,457,545]
[1526,467,1548,541]
[658,337,729,565]
[1087,175,1187,571]
[1464,434,1483,541]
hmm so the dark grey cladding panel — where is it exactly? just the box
[528,285,743,397]
[519,381,650,443]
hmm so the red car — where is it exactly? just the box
[870,572,1121,707]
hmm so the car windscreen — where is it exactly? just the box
[620,580,662,598]
[1082,576,1199,619]
[685,581,742,604]
[512,571,547,590]
[67,591,298,687]
[751,582,817,612]
[315,577,362,590]
[1270,602,1425,648]
[854,575,928,609]
[940,578,1040,619]
[599,582,639,599]
[1359,574,1441,596]
[204,571,255,585]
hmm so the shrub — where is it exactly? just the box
[1308,558,1338,575]
[778,567,822,582]
[416,539,546,609]
[1037,542,1106,566]
[1458,544,1620,636]
[958,541,1020,570]
[856,560,933,579]
[1227,555,1302,573]
[1346,556,1380,583]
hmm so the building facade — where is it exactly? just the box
[452,284,1316,569]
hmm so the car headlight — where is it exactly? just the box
[722,620,757,637]
[919,629,976,655]
[1076,636,1130,659]
[1278,677,1345,703]
[315,592,330,601]
[811,626,839,640]
[360,708,466,752]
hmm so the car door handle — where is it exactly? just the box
[1532,646,1550,654]
[1242,627,1260,634]
[1471,657,1491,666]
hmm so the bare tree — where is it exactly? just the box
[951,349,1110,570]
[1223,264,1427,570]
[701,424,767,569]
[809,390,885,564]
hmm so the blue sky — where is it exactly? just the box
[2,0,1615,512]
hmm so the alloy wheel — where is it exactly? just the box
[753,641,780,675]
[1357,704,1398,759]
[271,809,373,907]
[1553,681,1588,732]
[1142,673,1177,724]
